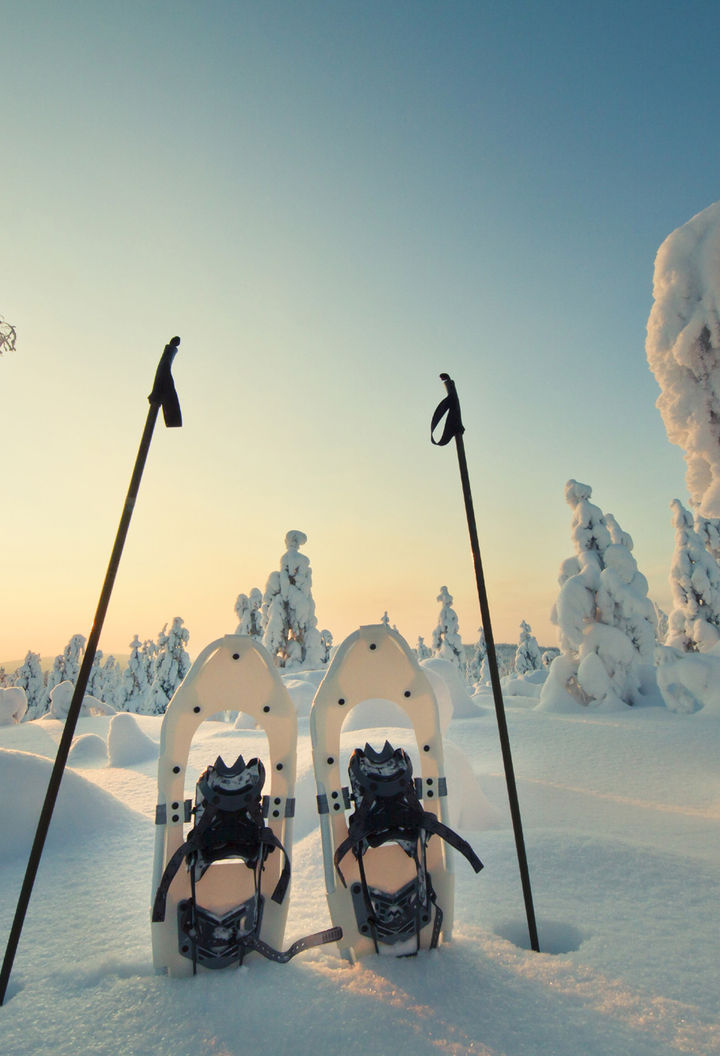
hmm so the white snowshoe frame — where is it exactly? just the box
[151,635,298,977]
[311,624,470,961]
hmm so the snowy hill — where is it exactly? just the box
[0,683,718,1056]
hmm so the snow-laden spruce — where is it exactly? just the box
[654,498,720,713]
[431,586,465,674]
[646,200,720,516]
[122,635,153,712]
[514,620,542,676]
[666,498,720,652]
[12,650,45,719]
[415,635,431,660]
[540,480,657,710]
[45,633,86,712]
[143,618,191,715]
[465,628,486,685]
[234,588,263,639]
[262,531,323,669]
[87,651,124,711]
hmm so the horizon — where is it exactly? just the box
[3,2,719,661]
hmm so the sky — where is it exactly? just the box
[2,0,720,664]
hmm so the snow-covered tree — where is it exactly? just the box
[122,635,152,711]
[320,629,333,664]
[91,654,123,710]
[646,201,720,516]
[466,628,487,684]
[514,620,542,676]
[653,603,669,645]
[431,586,465,673]
[694,512,720,563]
[415,636,432,661]
[540,480,657,710]
[13,651,46,719]
[87,650,106,700]
[262,531,323,669]
[46,634,86,707]
[144,619,191,715]
[234,588,263,639]
[665,498,720,652]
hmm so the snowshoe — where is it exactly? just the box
[310,624,482,960]
[151,635,340,976]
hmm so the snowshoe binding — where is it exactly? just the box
[310,624,482,960]
[151,635,340,976]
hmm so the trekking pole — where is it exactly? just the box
[0,337,182,1005]
[431,372,540,953]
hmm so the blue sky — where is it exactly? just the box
[2,1,719,661]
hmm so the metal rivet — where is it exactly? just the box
[274,797,281,805]
[193,706,201,713]
[423,745,430,752]
[327,756,334,765]
[172,801,179,809]
[232,652,240,659]
[331,791,339,799]
[369,643,377,650]
[273,810,280,818]
[173,766,181,774]
[172,814,179,822]
[276,762,283,771]
[338,698,345,706]
[263,705,270,713]
[333,803,341,811]
[427,790,434,798]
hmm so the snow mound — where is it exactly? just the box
[444,740,501,830]
[502,676,543,699]
[233,712,258,730]
[421,657,482,719]
[342,697,412,731]
[0,686,28,724]
[107,712,158,767]
[655,646,720,715]
[0,748,137,860]
[283,677,317,717]
[68,732,108,767]
[48,680,117,719]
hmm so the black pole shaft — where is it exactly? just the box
[452,427,540,952]
[0,340,178,1005]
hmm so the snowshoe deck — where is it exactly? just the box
[151,635,298,976]
[310,624,481,961]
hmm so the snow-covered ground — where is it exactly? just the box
[1,682,718,1056]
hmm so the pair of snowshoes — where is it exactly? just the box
[151,626,482,975]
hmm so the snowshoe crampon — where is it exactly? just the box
[151,635,340,976]
[310,625,482,961]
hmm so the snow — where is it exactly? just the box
[0,678,717,1056]
[647,199,720,516]
[0,688,27,726]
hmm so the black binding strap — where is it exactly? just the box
[247,926,343,964]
